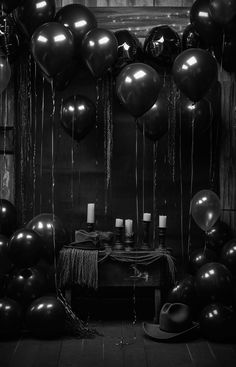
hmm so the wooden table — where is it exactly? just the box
[63,250,174,323]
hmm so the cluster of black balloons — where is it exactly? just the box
[0,0,223,145]
[0,198,68,338]
[168,220,236,342]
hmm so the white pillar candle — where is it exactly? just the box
[143,213,151,222]
[87,203,95,223]
[125,219,133,235]
[115,218,123,227]
[159,215,167,228]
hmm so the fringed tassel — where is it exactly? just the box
[58,249,98,289]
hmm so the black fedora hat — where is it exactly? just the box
[143,303,199,340]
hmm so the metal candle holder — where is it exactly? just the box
[140,220,150,250]
[157,227,166,249]
[113,226,124,251]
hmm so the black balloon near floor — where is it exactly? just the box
[8,229,42,268]
[221,239,236,275]
[26,296,66,337]
[195,262,232,305]
[26,213,69,263]
[0,297,22,337]
[189,248,217,274]
[0,199,17,237]
[207,220,232,252]
[200,303,235,342]
[7,268,45,306]
[167,274,196,307]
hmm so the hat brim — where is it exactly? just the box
[143,321,199,341]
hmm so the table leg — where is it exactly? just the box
[154,288,161,324]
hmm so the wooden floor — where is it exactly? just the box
[0,322,236,367]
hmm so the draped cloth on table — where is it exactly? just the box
[58,246,176,290]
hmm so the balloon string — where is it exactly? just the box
[220,31,225,74]
[39,77,45,213]
[153,141,158,246]
[208,99,214,190]
[32,61,37,216]
[187,111,195,260]
[142,121,145,214]
[71,97,75,211]
[178,103,184,268]
[135,120,139,246]
[28,54,33,217]
[50,80,58,296]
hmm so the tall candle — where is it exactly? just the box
[125,219,133,235]
[159,215,167,228]
[87,203,95,224]
[143,213,151,222]
[115,218,123,228]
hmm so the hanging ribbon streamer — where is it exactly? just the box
[27,54,33,217]
[135,120,139,245]
[207,99,214,190]
[0,90,9,200]
[39,77,45,213]
[32,61,37,216]
[178,103,185,268]
[70,96,75,211]
[50,80,58,295]
[187,110,195,260]
[142,122,146,215]
[167,80,178,183]
[103,72,113,220]
[95,78,102,224]
[153,141,158,245]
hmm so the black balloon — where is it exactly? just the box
[61,95,96,142]
[214,32,236,72]
[8,229,42,267]
[0,199,17,237]
[0,0,21,14]
[114,30,143,74]
[177,96,212,136]
[200,303,235,341]
[0,297,22,337]
[167,274,196,307]
[0,13,20,63]
[31,22,74,79]
[195,262,232,305]
[190,0,222,46]
[209,0,236,25]
[138,87,169,142]
[189,248,218,274]
[7,267,45,306]
[0,234,12,275]
[26,296,65,337]
[26,213,69,263]
[82,28,118,78]
[13,0,55,39]
[221,239,236,275]
[55,3,97,57]
[144,25,181,71]
[207,220,232,252]
[182,23,207,50]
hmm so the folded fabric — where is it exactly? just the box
[66,230,114,250]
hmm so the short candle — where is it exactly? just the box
[87,203,95,224]
[125,219,133,235]
[115,218,123,227]
[143,213,151,222]
[159,215,167,228]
